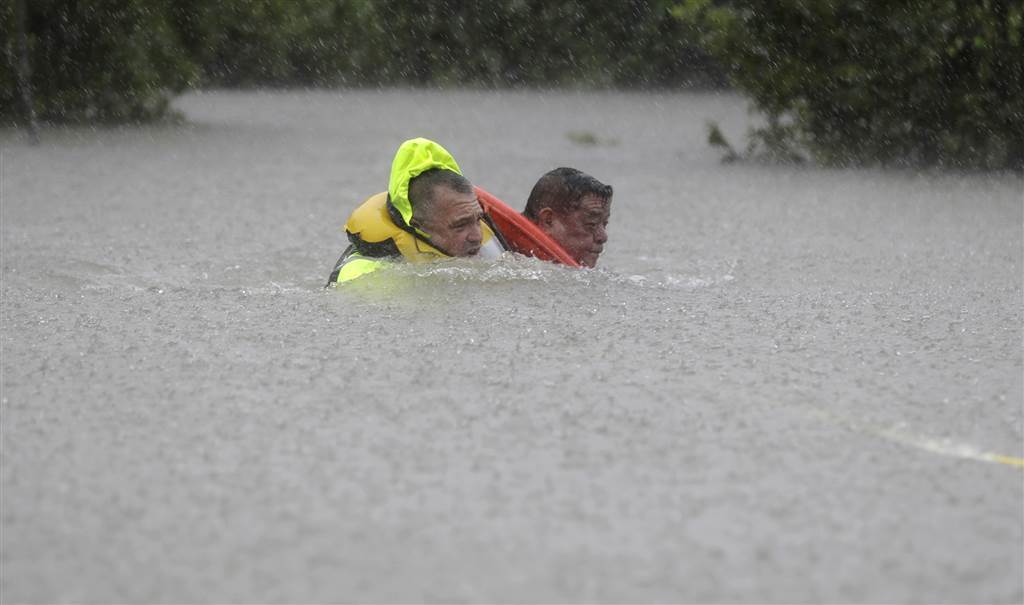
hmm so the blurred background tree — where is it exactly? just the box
[675,0,1024,170]
[167,0,358,86]
[1,0,716,126]
[348,0,720,87]
[1,0,195,123]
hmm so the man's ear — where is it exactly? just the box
[537,207,556,229]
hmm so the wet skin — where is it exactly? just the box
[412,186,484,257]
[537,194,611,267]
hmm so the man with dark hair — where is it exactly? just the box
[327,138,505,284]
[523,167,612,268]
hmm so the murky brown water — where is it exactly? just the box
[2,89,1022,603]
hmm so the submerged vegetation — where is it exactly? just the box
[2,0,1020,169]
[566,130,619,147]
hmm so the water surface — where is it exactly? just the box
[2,90,1022,603]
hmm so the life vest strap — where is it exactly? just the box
[347,231,401,259]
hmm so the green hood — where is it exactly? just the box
[388,138,463,228]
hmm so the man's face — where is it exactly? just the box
[415,186,484,257]
[542,195,611,267]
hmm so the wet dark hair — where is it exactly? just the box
[523,167,612,220]
[408,169,474,222]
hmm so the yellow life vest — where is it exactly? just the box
[328,192,504,283]
[346,192,449,262]
[327,137,504,285]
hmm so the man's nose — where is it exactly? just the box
[593,225,608,245]
[466,223,482,244]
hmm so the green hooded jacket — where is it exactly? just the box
[388,137,462,231]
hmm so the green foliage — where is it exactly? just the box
[706,121,739,162]
[350,0,720,87]
[566,130,619,146]
[676,0,1024,170]
[167,0,357,87]
[1,0,719,125]
[2,0,195,124]
[2,0,359,123]
[1,2,18,119]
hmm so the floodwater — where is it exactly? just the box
[2,90,1022,603]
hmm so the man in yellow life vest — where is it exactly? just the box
[327,138,507,284]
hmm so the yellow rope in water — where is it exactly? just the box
[987,454,1024,468]
[803,405,1024,470]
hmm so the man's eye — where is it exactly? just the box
[453,215,482,229]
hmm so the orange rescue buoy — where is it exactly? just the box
[475,187,580,268]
